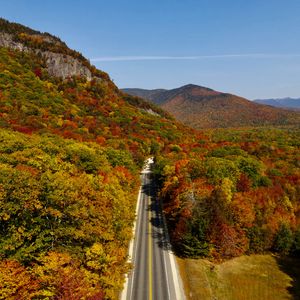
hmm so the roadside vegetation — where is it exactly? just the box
[154,127,300,259]
[0,129,139,299]
[178,254,300,300]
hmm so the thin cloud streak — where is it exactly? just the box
[91,54,300,62]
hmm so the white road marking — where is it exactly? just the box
[121,176,143,300]
[121,157,186,300]
[161,207,171,300]
[161,206,186,300]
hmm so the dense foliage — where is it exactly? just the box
[0,45,190,298]
[0,47,184,164]
[0,129,138,298]
[154,127,300,258]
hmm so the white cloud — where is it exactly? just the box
[91,54,300,62]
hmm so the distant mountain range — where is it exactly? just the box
[254,98,300,109]
[123,85,300,129]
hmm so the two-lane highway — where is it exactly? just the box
[122,158,185,300]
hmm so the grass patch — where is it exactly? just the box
[177,254,300,300]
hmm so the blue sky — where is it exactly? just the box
[2,0,300,99]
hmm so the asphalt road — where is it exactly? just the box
[124,161,183,300]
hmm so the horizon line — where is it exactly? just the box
[91,53,300,62]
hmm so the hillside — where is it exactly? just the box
[255,97,300,109]
[123,84,300,129]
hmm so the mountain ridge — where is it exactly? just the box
[123,85,300,128]
[255,97,300,109]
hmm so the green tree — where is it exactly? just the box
[180,218,210,257]
[273,223,293,254]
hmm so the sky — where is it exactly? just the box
[1,0,300,99]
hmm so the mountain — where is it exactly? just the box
[123,84,300,128]
[255,97,300,109]
[0,18,178,138]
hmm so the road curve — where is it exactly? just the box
[121,158,185,300]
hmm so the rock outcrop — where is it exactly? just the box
[42,50,92,80]
[0,32,27,51]
[0,32,92,80]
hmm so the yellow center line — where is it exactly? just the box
[148,195,153,300]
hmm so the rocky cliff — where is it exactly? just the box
[41,50,92,80]
[0,24,92,80]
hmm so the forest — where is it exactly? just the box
[154,127,300,258]
[0,22,299,299]
[0,129,138,299]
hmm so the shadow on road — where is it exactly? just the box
[149,201,171,251]
[142,174,171,252]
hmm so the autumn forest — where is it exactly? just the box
[0,18,299,299]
